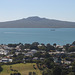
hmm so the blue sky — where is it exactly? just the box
[0,0,75,22]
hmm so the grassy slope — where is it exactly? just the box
[0,63,42,75]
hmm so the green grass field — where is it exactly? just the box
[0,63,42,75]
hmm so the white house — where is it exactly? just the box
[25,52,33,56]
[0,58,13,63]
[30,49,37,54]
[0,49,9,55]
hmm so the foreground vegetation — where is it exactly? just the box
[0,63,41,75]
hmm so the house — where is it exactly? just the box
[24,49,30,51]
[15,52,22,55]
[9,59,13,62]
[40,57,44,60]
[25,52,33,56]
[1,58,13,63]
[0,49,9,55]
[2,58,9,63]
[24,49,37,57]
[22,52,25,55]
[49,51,65,55]
[30,49,37,54]
[0,45,2,49]
[15,46,21,51]
[2,45,10,50]
[38,45,43,47]
[33,57,38,60]
[56,45,63,48]
[7,54,14,57]
[63,60,71,64]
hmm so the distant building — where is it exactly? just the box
[25,52,33,56]
[30,49,37,54]
[33,57,38,60]
[0,57,13,63]
[0,49,9,55]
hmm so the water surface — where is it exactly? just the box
[0,28,75,45]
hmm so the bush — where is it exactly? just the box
[10,73,21,75]
[29,72,32,75]
[33,72,36,75]
[0,66,3,72]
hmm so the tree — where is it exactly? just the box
[70,53,75,58]
[53,66,62,75]
[0,66,3,72]
[53,43,56,47]
[24,43,31,49]
[30,45,38,50]
[68,46,75,52]
[32,42,39,46]
[46,44,55,52]
[44,57,54,69]
[29,72,32,75]
[8,44,18,47]
[64,44,70,52]
[33,72,36,75]
[61,69,68,75]
[10,73,21,75]
[34,52,42,58]
[68,72,75,75]
[44,52,51,58]
[72,41,75,45]
[72,61,75,72]
[38,45,46,50]
[29,42,39,50]
[41,43,45,46]
[42,69,52,75]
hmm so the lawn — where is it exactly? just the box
[0,63,42,75]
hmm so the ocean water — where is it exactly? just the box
[0,28,75,45]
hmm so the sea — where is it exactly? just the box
[0,28,75,45]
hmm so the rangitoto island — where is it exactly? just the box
[0,16,75,28]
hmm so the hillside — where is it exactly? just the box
[0,63,41,75]
[0,16,75,28]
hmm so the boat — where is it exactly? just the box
[51,29,55,31]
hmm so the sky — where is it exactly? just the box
[0,0,75,22]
